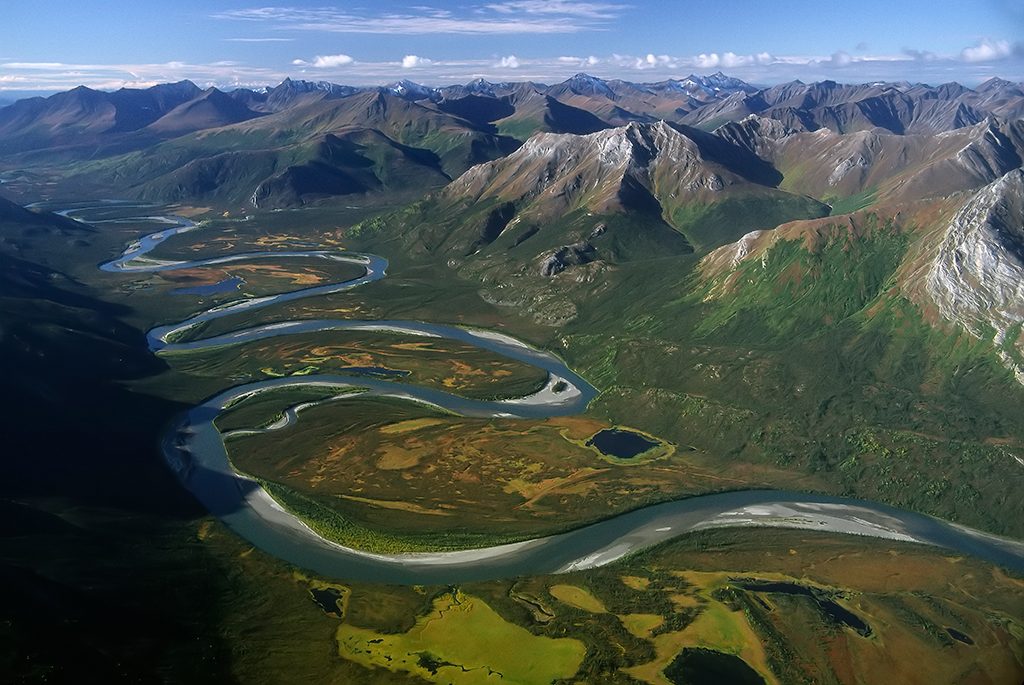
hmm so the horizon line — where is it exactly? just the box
[2,70,1021,99]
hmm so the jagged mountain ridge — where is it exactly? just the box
[719,114,1024,203]
[0,81,207,153]
[358,120,828,318]
[446,120,779,220]
[683,77,1024,134]
[3,73,1024,211]
[927,169,1024,382]
[383,122,705,264]
[5,73,1023,154]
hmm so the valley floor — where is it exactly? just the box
[1,197,1022,684]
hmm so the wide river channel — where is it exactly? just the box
[67,203,1024,584]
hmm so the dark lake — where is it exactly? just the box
[737,580,872,637]
[309,587,345,617]
[664,648,765,685]
[586,428,659,459]
[946,627,974,645]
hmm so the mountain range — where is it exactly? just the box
[4,73,1024,386]
[3,72,1024,210]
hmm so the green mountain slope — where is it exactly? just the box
[58,90,519,209]
[557,199,1024,537]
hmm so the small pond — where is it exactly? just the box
[309,587,345,617]
[586,428,660,459]
[945,627,974,645]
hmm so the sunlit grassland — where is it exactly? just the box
[222,396,815,551]
[336,589,587,684]
[93,515,1019,685]
[279,527,1022,684]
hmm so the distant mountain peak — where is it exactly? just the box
[977,76,1018,91]
[275,78,355,96]
[676,72,755,96]
[384,79,436,100]
[562,73,615,98]
[464,77,505,93]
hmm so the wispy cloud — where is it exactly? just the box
[484,1,627,19]
[903,48,937,61]
[558,55,601,67]
[0,60,281,92]
[224,37,295,43]
[212,2,624,34]
[2,40,1023,95]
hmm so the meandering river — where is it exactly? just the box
[66,204,1024,583]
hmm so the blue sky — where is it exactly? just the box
[3,0,1024,93]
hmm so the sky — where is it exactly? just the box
[2,0,1024,94]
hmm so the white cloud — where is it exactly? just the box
[720,52,752,68]
[694,53,720,69]
[691,51,778,70]
[311,54,355,68]
[402,55,431,68]
[829,51,852,67]
[497,55,520,68]
[632,53,677,69]
[961,38,1014,62]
